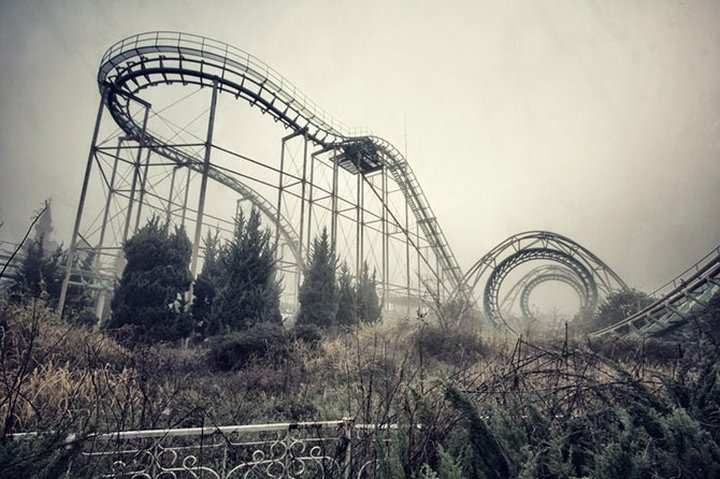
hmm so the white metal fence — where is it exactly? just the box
[11,418,409,478]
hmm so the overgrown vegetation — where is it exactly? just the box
[2,288,719,477]
[3,206,720,477]
[573,288,655,333]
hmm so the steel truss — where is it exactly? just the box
[58,31,459,320]
[55,31,719,338]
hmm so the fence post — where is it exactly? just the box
[343,417,354,479]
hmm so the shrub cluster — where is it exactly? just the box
[413,324,487,364]
[206,322,288,371]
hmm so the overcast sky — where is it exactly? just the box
[1,0,719,294]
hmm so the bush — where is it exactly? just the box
[207,323,288,371]
[586,335,682,364]
[414,325,487,364]
[592,289,654,331]
[291,323,323,348]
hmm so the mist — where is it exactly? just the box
[1,0,719,307]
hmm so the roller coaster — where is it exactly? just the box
[46,31,718,337]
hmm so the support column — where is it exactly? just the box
[436,257,442,303]
[189,80,219,292]
[297,133,309,264]
[58,89,107,317]
[416,222,422,301]
[355,171,362,277]
[405,195,411,318]
[296,133,309,294]
[121,106,150,245]
[133,148,153,233]
[93,136,124,321]
[381,167,388,308]
[275,137,286,251]
[165,166,178,226]
[330,150,339,251]
[306,151,316,253]
[180,167,191,228]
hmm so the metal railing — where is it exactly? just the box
[98,31,465,294]
[11,419,413,478]
[100,31,361,138]
[590,244,720,338]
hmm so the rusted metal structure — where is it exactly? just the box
[54,32,719,338]
[57,32,463,320]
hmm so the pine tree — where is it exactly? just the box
[357,261,382,324]
[209,208,282,334]
[593,289,654,330]
[192,229,222,337]
[10,234,63,304]
[296,228,338,329]
[107,217,193,343]
[336,261,357,328]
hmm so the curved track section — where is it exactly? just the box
[520,272,587,320]
[483,248,598,333]
[98,31,463,288]
[500,265,588,320]
[590,245,720,338]
[464,231,628,331]
[513,266,588,321]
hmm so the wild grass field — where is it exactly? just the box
[2,293,720,478]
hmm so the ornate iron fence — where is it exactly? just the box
[12,419,407,478]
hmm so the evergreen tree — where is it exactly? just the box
[8,200,92,313]
[357,261,382,324]
[192,229,222,337]
[107,217,192,343]
[336,261,357,328]
[208,208,281,334]
[10,234,63,304]
[593,289,654,330]
[296,228,338,329]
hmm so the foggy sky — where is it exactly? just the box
[1,0,719,294]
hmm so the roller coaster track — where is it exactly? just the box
[590,245,720,338]
[499,265,588,321]
[466,230,720,337]
[462,231,628,333]
[98,31,463,288]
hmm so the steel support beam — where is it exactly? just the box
[381,167,388,307]
[166,166,178,226]
[58,89,107,317]
[298,133,309,273]
[189,80,219,295]
[121,106,150,245]
[331,151,339,251]
[275,136,286,252]
[181,167,191,228]
[306,149,316,253]
[133,148,153,233]
[93,136,124,321]
[356,171,365,277]
[405,192,411,317]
